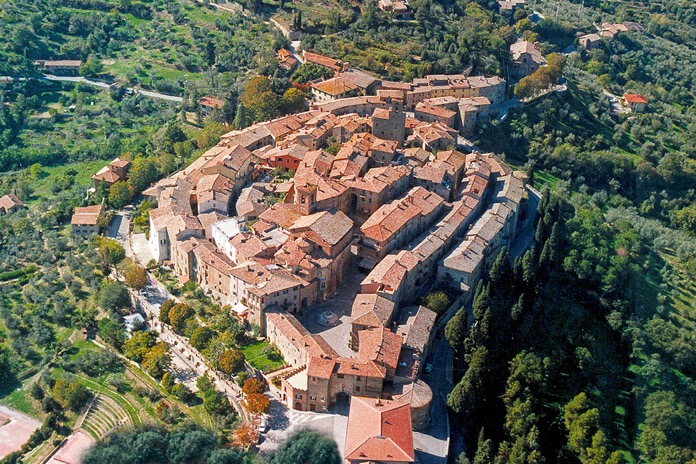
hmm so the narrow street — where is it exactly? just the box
[414,337,454,464]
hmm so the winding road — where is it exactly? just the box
[41,75,183,103]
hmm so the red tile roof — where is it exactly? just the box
[71,205,103,225]
[199,96,225,108]
[345,397,415,463]
[357,327,402,372]
[624,93,647,104]
[303,52,343,72]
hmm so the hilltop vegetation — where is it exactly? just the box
[449,0,696,463]
[0,0,694,462]
[0,0,279,93]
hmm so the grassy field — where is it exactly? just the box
[26,160,106,204]
[241,340,285,373]
[532,170,562,191]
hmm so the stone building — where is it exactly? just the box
[510,41,544,78]
[71,205,103,237]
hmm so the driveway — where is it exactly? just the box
[107,211,130,243]
[131,233,154,265]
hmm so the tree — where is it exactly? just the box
[97,281,130,312]
[246,392,270,414]
[169,303,195,332]
[204,389,233,416]
[167,430,217,464]
[473,429,494,464]
[293,10,302,31]
[53,378,91,412]
[171,383,193,403]
[190,326,216,351]
[280,88,306,115]
[271,430,341,464]
[239,76,279,123]
[242,378,264,396]
[108,181,134,209]
[127,157,160,193]
[142,342,171,379]
[291,63,333,84]
[122,330,157,362]
[196,122,227,151]
[80,56,104,77]
[125,266,148,290]
[0,348,16,389]
[205,39,216,67]
[161,372,175,392]
[423,290,451,314]
[159,299,175,324]
[98,317,126,348]
[445,306,468,352]
[362,0,379,28]
[96,237,126,265]
[233,424,257,449]
[447,346,489,416]
[233,102,249,129]
[208,448,248,464]
[219,349,245,375]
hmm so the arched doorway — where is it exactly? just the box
[295,402,303,411]
[348,193,358,216]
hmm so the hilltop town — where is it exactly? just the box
[82,58,536,462]
[1,0,694,462]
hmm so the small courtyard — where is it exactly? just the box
[295,258,365,358]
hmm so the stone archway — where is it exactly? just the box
[294,402,303,411]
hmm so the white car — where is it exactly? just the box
[259,417,269,433]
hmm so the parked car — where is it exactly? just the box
[259,416,269,433]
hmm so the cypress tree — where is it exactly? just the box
[233,102,248,129]
[445,307,468,353]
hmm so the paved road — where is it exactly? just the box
[107,211,131,249]
[509,187,540,261]
[137,89,183,103]
[132,285,250,425]
[413,338,454,464]
[41,75,183,103]
[602,90,629,115]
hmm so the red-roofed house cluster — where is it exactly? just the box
[140,66,529,462]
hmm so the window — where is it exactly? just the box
[337,373,344,379]
[310,395,317,401]
[356,376,361,381]
[355,386,361,392]
[296,394,303,399]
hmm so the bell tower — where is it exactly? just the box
[295,183,317,215]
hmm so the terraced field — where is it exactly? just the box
[79,395,133,441]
